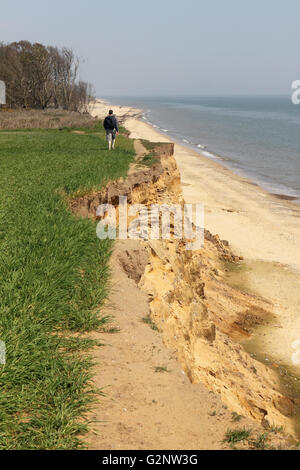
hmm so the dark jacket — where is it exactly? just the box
[103,115,119,132]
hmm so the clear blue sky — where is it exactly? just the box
[1,0,299,95]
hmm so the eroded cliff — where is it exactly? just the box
[71,141,295,435]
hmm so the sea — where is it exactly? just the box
[104,95,300,202]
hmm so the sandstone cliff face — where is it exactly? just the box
[140,237,294,430]
[71,141,295,435]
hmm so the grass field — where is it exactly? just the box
[0,108,98,130]
[0,123,135,449]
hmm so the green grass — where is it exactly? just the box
[223,428,276,450]
[224,428,251,445]
[248,433,270,450]
[139,139,160,151]
[154,366,170,373]
[137,139,163,167]
[0,122,135,449]
[141,316,159,331]
[138,152,159,167]
[139,139,166,152]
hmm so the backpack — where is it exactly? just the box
[104,116,115,130]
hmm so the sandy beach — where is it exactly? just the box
[91,98,300,375]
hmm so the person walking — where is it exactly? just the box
[103,110,119,150]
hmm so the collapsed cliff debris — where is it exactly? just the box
[70,140,295,435]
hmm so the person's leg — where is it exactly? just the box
[111,130,116,150]
[106,131,112,150]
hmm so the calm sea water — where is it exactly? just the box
[105,95,300,199]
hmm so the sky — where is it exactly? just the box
[1,0,300,96]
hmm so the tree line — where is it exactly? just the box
[0,41,94,111]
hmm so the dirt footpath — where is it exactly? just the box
[86,240,260,450]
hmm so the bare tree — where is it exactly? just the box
[72,81,95,113]
[0,41,93,111]
[59,48,79,110]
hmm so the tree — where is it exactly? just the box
[0,41,93,111]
